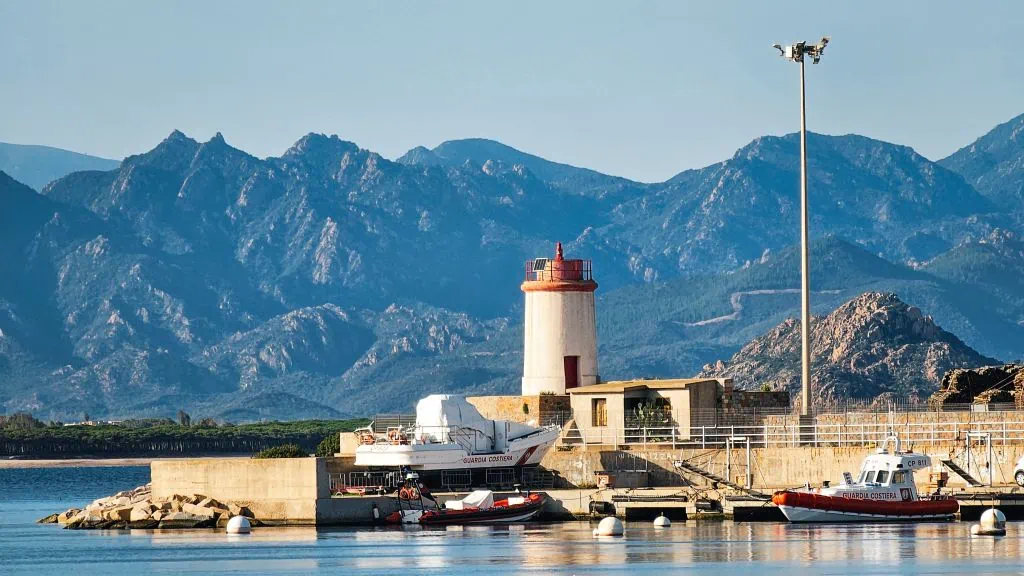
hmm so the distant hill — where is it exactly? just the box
[397,137,642,198]
[699,292,999,403]
[940,112,1024,209]
[0,142,119,191]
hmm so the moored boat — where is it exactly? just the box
[353,395,561,485]
[772,436,959,523]
[386,489,547,525]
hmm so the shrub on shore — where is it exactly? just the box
[314,433,340,458]
[253,444,308,459]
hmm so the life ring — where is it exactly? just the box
[399,486,421,500]
[359,431,376,445]
[387,429,406,445]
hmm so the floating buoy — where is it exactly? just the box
[653,514,671,528]
[226,515,251,534]
[972,508,1006,536]
[593,516,624,537]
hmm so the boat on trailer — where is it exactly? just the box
[353,394,561,487]
[772,436,959,523]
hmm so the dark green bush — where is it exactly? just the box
[253,444,308,459]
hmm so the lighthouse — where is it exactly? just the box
[521,242,599,395]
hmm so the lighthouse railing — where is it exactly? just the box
[523,259,592,282]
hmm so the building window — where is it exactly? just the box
[592,398,608,427]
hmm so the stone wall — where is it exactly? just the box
[467,394,570,425]
[151,457,328,523]
[539,442,1024,490]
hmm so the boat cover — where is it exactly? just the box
[445,490,494,511]
[414,395,541,451]
[415,395,492,443]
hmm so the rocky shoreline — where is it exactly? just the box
[37,483,262,530]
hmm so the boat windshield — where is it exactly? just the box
[860,470,875,483]
[892,470,909,484]
[876,470,890,484]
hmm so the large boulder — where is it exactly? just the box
[227,503,253,518]
[197,497,225,510]
[181,503,217,519]
[65,510,105,529]
[57,509,82,524]
[130,504,156,522]
[158,511,210,529]
[104,506,135,522]
[929,364,1024,407]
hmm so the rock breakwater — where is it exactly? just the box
[37,483,260,530]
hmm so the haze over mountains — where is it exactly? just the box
[1,112,1023,420]
[0,142,119,191]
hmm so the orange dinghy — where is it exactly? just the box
[773,436,959,523]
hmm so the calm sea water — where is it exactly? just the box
[2,466,1024,575]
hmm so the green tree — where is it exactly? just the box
[315,433,340,457]
[253,444,308,459]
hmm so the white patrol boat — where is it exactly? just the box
[353,395,560,474]
[772,436,959,522]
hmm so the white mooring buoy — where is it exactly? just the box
[653,514,671,528]
[593,516,624,537]
[226,515,252,534]
[971,508,1006,537]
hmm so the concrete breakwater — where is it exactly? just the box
[37,483,262,530]
[38,436,1024,528]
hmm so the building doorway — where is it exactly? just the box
[563,355,580,390]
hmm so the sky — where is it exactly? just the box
[1,1,1022,183]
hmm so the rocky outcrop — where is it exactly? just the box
[699,292,1000,404]
[39,483,258,530]
[928,364,1024,407]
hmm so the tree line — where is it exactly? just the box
[0,413,368,457]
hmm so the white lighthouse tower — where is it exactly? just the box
[521,242,599,395]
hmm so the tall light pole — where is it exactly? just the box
[772,37,829,418]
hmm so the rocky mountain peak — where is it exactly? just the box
[396,145,443,166]
[700,291,998,403]
[122,130,201,174]
[283,133,358,160]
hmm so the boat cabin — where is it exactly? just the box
[831,437,931,501]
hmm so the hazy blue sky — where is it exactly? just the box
[1,0,1021,182]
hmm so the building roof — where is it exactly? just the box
[567,378,727,395]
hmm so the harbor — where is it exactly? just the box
[40,243,1024,529]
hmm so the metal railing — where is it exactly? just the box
[331,471,402,494]
[573,417,1024,449]
[523,259,593,282]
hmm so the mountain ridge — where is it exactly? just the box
[1,112,1023,420]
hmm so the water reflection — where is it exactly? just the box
[10,514,1024,574]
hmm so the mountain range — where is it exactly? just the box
[1,111,1023,420]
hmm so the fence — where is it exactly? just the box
[572,417,1024,449]
[329,467,561,493]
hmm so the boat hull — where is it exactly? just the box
[355,427,560,471]
[388,494,547,525]
[773,491,958,523]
